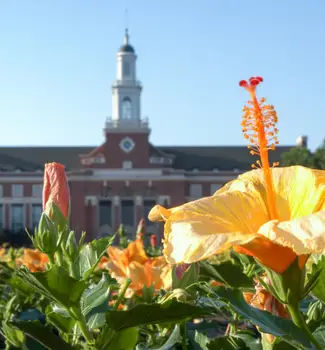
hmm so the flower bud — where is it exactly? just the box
[34,213,61,255]
[150,234,157,248]
[307,300,325,323]
[136,218,145,239]
[62,231,78,261]
[159,288,192,304]
[43,162,70,221]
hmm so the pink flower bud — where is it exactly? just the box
[43,162,70,219]
[150,234,157,248]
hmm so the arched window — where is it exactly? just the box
[122,97,132,119]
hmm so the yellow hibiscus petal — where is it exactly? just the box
[220,166,325,221]
[162,191,269,264]
[258,210,325,255]
[148,205,174,222]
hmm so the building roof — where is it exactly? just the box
[159,146,292,171]
[119,44,135,53]
[0,145,293,172]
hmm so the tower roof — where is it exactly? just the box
[119,28,135,53]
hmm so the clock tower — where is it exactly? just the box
[100,30,151,168]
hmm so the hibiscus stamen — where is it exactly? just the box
[240,77,278,220]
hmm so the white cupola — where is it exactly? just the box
[105,29,149,133]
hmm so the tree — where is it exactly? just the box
[313,139,325,170]
[281,147,314,167]
[281,138,325,170]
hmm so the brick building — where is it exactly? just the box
[0,31,291,239]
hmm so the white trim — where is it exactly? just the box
[69,175,234,182]
[30,203,42,230]
[0,176,43,182]
[0,203,4,230]
[0,198,42,204]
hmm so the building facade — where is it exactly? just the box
[0,31,292,240]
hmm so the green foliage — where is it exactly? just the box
[17,266,87,308]
[172,263,199,289]
[281,138,325,169]
[106,299,215,331]
[281,147,314,167]
[209,287,313,349]
[200,261,254,290]
[10,320,74,350]
[105,327,139,350]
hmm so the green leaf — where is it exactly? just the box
[207,336,249,350]
[235,333,261,350]
[46,304,76,333]
[17,266,87,308]
[2,322,25,348]
[77,236,114,280]
[193,330,210,350]
[311,256,325,303]
[313,325,325,348]
[153,324,181,350]
[172,263,199,289]
[9,274,35,295]
[212,287,313,349]
[81,274,111,329]
[105,327,138,350]
[200,261,254,289]
[135,325,181,350]
[106,300,214,331]
[10,320,74,350]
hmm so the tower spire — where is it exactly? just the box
[124,8,129,45]
[124,27,129,45]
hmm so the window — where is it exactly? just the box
[189,184,202,199]
[11,204,24,232]
[122,97,132,119]
[0,205,3,230]
[12,184,23,198]
[122,161,133,169]
[99,200,112,227]
[143,200,156,224]
[121,200,134,226]
[123,62,130,76]
[32,184,43,198]
[31,204,42,229]
[210,184,222,195]
[0,185,3,197]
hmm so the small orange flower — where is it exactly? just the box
[16,249,49,272]
[243,276,289,343]
[102,238,172,296]
[43,162,70,219]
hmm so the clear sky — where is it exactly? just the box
[0,0,324,150]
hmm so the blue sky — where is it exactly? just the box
[0,0,324,150]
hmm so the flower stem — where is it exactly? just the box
[180,321,188,350]
[69,307,94,345]
[113,278,131,310]
[287,303,322,350]
[48,254,55,266]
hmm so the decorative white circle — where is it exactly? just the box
[119,137,135,153]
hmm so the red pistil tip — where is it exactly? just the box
[240,76,264,89]
[239,80,248,87]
